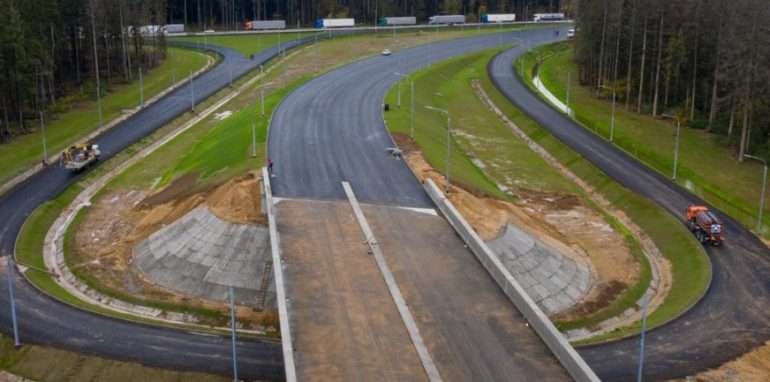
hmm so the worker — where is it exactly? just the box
[268,158,274,175]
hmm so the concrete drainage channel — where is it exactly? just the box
[424,178,600,382]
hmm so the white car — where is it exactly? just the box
[381,49,392,56]
[567,28,576,39]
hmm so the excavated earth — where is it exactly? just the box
[72,172,277,327]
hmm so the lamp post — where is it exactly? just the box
[744,154,767,233]
[637,295,649,382]
[661,113,683,180]
[228,287,238,382]
[4,251,21,348]
[425,105,451,193]
[600,84,617,142]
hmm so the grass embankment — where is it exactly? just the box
[530,41,770,240]
[0,47,211,188]
[170,32,317,57]
[0,335,226,382]
[513,46,711,343]
[384,47,708,343]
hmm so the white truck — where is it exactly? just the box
[428,15,466,25]
[164,24,185,34]
[315,18,355,28]
[533,13,565,22]
[244,20,286,30]
[483,14,516,23]
[380,16,417,26]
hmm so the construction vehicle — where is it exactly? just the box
[63,143,100,172]
[686,205,724,246]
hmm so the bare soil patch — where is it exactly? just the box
[396,134,639,317]
[72,172,272,328]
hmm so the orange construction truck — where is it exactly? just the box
[686,205,724,246]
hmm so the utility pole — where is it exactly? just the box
[5,252,21,348]
[251,120,257,158]
[744,154,767,233]
[189,70,195,112]
[40,111,47,163]
[425,106,451,193]
[410,80,415,139]
[139,68,144,107]
[229,287,238,382]
[637,296,649,382]
[90,0,103,129]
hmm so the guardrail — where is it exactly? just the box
[423,178,599,382]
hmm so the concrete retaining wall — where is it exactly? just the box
[262,167,297,382]
[423,179,599,382]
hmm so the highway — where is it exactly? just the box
[0,41,310,380]
[489,44,770,380]
[0,22,766,381]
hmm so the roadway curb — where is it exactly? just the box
[262,167,297,382]
[423,178,600,382]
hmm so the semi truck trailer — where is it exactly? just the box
[315,18,355,28]
[428,15,466,25]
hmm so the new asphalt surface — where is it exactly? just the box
[489,45,770,380]
[0,40,313,380]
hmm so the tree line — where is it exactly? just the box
[575,0,770,161]
[0,0,167,143]
[166,0,565,30]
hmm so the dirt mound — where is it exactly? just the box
[400,144,640,317]
[207,173,266,225]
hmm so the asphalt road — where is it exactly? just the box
[269,27,564,207]
[0,41,313,380]
[489,45,770,380]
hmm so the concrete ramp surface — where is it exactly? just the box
[276,197,569,381]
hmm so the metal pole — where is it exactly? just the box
[445,115,451,192]
[90,0,103,129]
[637,296,649,382]
[566,71,571,111]
[410,80,415,139]
[397,79,401,108]
[251,120,257,158]
[279,31,282,57]
[229,68,233,87]
[5,254,21,348]
[610,87,617,142]
[673,120,680,180]
[40,111,47,163]
[746,154,768,233]
[172,68,176,84]
[139,68,144,107]
[189,70,195,111]
[229,286,238,382]
[260,88,265,117]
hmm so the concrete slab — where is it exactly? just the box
[488,224,592,315]
[133,206,271,307]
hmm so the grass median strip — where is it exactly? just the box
[383,47,709,344]
[529,41,770,240]
[0,47,211,187]
[509,47,710,343]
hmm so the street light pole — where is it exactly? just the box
[599,84,617,142]
[39,111,47,164]
[566,71,571,113]
[5,252,21,348]
[744,154,767,233]
[673,118,681,180]
[139,68,144,107]
[636,295,649,382]
[425,105,451,192]
[410,80,415,139]
[229,286,238,382]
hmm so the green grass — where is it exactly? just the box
[383,49,658,338]
[508,48,711,343]
[532,41,770,240]
[0,47,211,187]
[0,334,227,382]
[170,32,317,57]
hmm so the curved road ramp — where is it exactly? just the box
[261,26,598,382]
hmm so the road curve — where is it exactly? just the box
[489,46,770,380]
[0,41,312,380]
